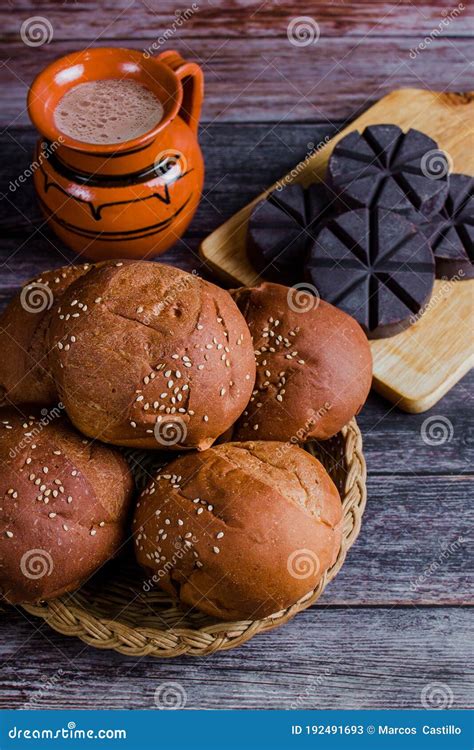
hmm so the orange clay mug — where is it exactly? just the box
[27,47,204,261]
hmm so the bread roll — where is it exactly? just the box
[133,441,342,620]
[231,282,372,441]
[48,261,256,450]
[0,407,133,604]
[0,265,90,406]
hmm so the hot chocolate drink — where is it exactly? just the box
[53,79,164,145]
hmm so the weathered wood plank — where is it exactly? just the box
[1,37,473,125]
[325,474,473,604]
[0,606,472,709]
[2,1,473,40]
[356,373,474,476]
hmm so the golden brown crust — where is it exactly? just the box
[0,406,134,604]
[133,441,342,620]
[0,265,91,406]
[48,261,256,450]
[231,282,373,441]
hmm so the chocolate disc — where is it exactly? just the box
[247,182,336,284]
[327,124,449,220]
[418,173,473,280]
[305,209,435,339]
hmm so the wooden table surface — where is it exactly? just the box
[0,1,473,711]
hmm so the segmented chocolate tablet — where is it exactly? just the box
[327,124,449,220]
[247,182,336,283]
[305,209,435,338]
[418,173,473,280]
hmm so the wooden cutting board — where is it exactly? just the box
[200,88,474,413]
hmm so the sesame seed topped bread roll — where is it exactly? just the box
[0,264,91,407]
[133,441,342,621]
[231,282,372,441]
[48,261,256,450]
[0,407,133,605]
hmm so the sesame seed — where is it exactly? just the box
[5,531,13,538]
[213,546,220,554]
[216,532,224,539]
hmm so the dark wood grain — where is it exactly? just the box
[1,37,473,126]
[324,474,473,604]
[0,606,472,709]
[3,1,473,40]
[0,2,473,710]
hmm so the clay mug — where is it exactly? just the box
[27,47,204,261]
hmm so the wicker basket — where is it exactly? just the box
[22,419,366,658]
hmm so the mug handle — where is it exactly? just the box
[157,50,204,135]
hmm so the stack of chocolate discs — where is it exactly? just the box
[247,123,473,339]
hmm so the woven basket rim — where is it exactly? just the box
[22,419,366,658]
